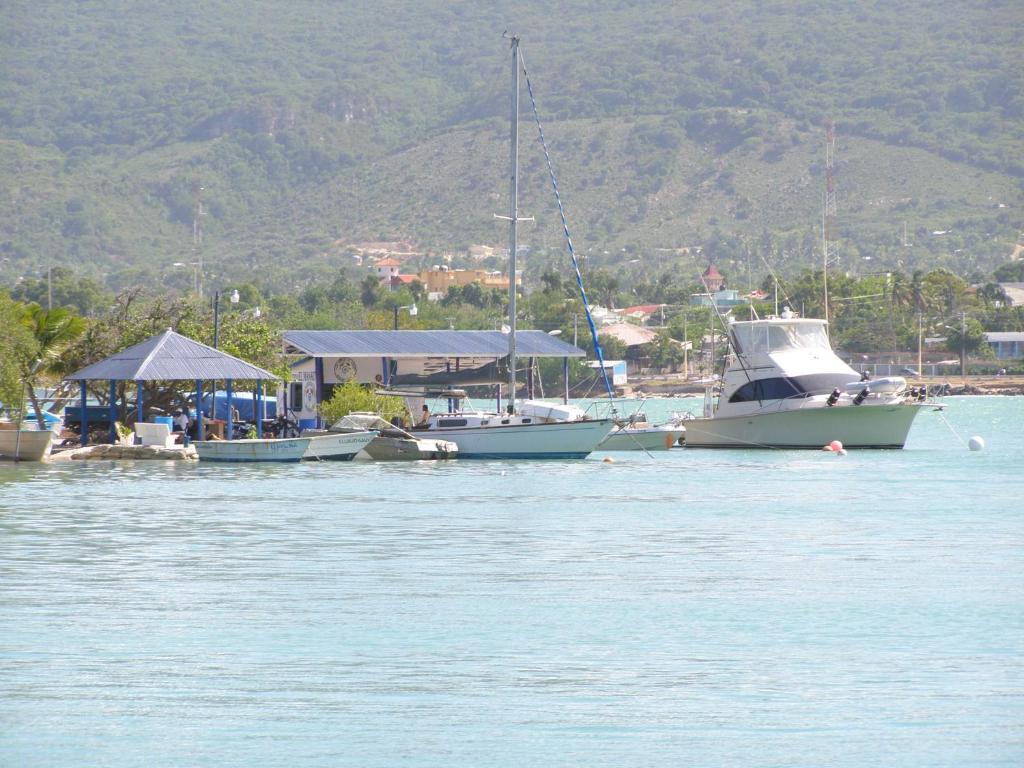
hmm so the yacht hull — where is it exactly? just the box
[195,437,311,462]
[303,431,376,461]
[597,425,683,451]
[359,435,457,461]
[427,419,614,459]
[682,402,928,449]
[0,429,54,462]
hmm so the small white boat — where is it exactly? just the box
[302,430,377,461]
[331,413,457,460]
[412,399,613,460]
[597,414,685,451]
[682,309,934,449]
[0,428,54,462]
[194,436,311,463]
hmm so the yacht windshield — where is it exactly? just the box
[731,322,829,354]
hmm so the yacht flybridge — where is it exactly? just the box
[682,308,935,449]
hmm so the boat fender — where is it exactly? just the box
[852,387,870,406]
[826,388,841,407]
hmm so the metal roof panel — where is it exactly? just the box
[281,330,585,358]
[66,329,278,381]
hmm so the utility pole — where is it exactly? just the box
[823,119,837,331]
[683,308,689,379]
[47,266,52,310]
[193,185,205,299]
[960,311,967,379]
[917,312,923,379]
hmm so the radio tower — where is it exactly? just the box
[822,119,837,328]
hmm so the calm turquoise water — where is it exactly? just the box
[1,396,1022,767]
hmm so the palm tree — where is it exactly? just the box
[20,304,86,429]
[910,269,927,314]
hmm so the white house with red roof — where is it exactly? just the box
[616,304,665,325]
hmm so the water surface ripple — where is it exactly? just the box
[1,397,1022,767]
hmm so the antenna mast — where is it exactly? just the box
[192,184,205,299]
[823,119,836,328]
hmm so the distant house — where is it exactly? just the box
[468,244,498,260]
[702,264,725,292]
[998,283,1024,307]
[388,274,419,290]
[417,265,518,301]
[616,304,665,325]
[984,332,1024,360]
[586,360,628,386]
[599,323,660,347]
[690,289,746,309]
[374,257,403,282]
[587,305,621,326]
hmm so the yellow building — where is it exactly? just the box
[418,266,519,300]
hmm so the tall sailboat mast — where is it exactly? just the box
[506,34,520,414]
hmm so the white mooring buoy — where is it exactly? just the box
[968,435,985,452]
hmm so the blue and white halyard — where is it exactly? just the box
[406,36,612,459]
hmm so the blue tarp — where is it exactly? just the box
[201,391,277,421]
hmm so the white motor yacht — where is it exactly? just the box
[682,309,935,449]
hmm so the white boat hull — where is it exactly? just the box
[682,402,929,449]
[195,437,311,463]
[597,425,683,451]
[424,418,614,459]
[0,429,54,462]
[303,431,376,461]
[360,435,458,461]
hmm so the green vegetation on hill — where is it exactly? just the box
[1,1,1021,293]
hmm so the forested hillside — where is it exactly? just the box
[2,0,1021,293]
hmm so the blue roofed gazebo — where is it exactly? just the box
[65,328,278,445]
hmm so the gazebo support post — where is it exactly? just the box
[314,358,324,428]
[194,380,204,441]
[135,380,144,425]
[109,380,117,444]
[563,357,569,404]
[255,380,263,438]
[226,379,234,440]
[79,380,88,447]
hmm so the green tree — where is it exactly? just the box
[20,304,87,428]
[943,316,987,375]
[0,294,39,422]
[318,379,406,425]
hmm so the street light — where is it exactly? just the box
[172,261,202,295]
[213,289,239,349]
[942,311,968,379]
[393,303,417,330]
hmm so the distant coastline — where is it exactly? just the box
[619,376,1024,398]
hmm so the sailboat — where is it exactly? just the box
[413,36,613,459]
